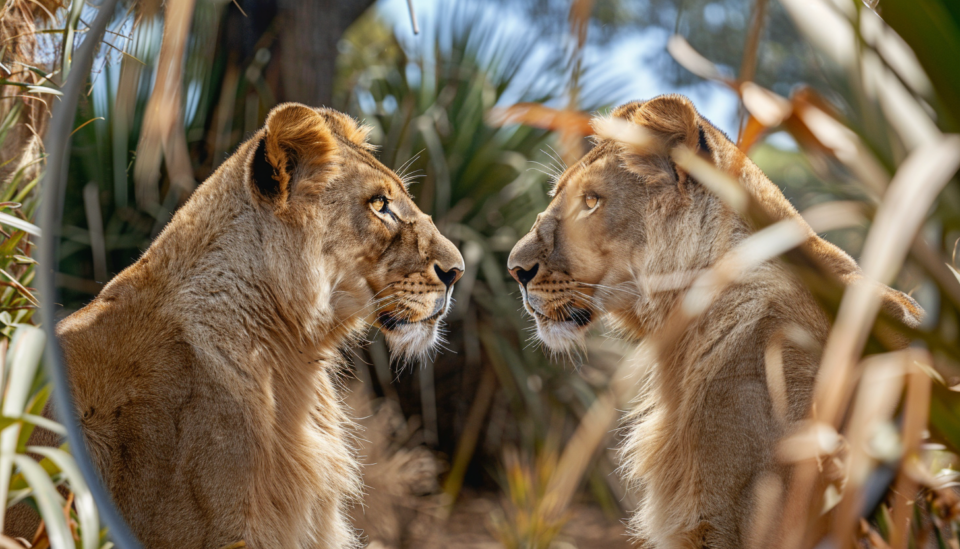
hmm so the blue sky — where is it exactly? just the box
[378,0,743,137]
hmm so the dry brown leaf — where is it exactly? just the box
[487,103,594,136]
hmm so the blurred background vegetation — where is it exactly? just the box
[2,0,960,546]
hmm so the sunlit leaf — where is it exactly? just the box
[0,212,41,237]
[10,455,72,549]
[0,326,46,524]
[27,447,100,549]
[20,414,67,437]
[880,0,960,126]
[666,35,735,86]
[946,263,960,287]
[487,103,594,136]
[779,0,856,70]
[16,385,53,454]
[916,360,947,386]
[25,85,63,96]
[0,268,40,306]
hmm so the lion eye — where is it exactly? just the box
[584,194,599,209]
[370,196,390,215]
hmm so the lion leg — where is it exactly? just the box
[696,377,780,549]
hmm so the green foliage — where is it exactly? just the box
[35,0,960,545]
[715,0,960,544]
[0,107,42,340]
[879,0,960,130]
[59,3,227,307]
[1,9,108,538]
[488,445,568,549]
[0,326,107,549]
[46,1,632,542]
[501,0,829,96]
[336,7,624,506]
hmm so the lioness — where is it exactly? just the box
[55,103,464,548]
[507,95,922,548]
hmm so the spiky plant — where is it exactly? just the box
[335,5,628,522]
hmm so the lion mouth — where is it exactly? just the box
[377,308,443,331]
[376,299,448,361]
[529,303,593,327]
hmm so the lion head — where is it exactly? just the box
[506,95,921,354]
[245,103,464,359]
[53,103,464,547]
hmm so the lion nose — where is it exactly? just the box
[509,264,539,288]
[434,264,463,289]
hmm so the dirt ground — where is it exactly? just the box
[351,393,634,549]
[394,492,634,549]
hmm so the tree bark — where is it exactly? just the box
[275,0,377,107]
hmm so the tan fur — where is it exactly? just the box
[507,95,922,548]
[56,103,464,548]
[346,384,440,547]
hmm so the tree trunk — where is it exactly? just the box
[275,0,377,107]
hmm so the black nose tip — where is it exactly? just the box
[434,265,462,288]
[509,263,539,287]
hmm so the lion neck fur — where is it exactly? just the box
[145,135,365,436]
[611,120,832,547]
[58,134,364,548]
[510,95,919,548]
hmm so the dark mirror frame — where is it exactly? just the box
[39,1,143,546]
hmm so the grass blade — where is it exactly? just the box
[28,446,100,549]
[10,455,72,549]
[0,212,41,237]
[0,326,44,528]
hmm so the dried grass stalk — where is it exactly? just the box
[0,0,61,185]
[133,0,197,209]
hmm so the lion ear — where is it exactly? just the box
[249,103,338,206]
[619,95,700,151]
[615,95,706,186]
[318,108,376,151]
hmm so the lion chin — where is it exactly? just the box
[376,298,450,361]
[528,304,593,357]
[381,318,443,361]
[375,287,454,361]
